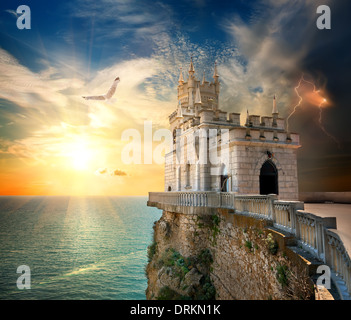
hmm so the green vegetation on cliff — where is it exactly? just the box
[150,247,216,300]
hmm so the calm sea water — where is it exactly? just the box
[0,196,161,300]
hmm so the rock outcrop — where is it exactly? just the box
[145,209,315,300]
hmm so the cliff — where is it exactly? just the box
[145,208,316,300]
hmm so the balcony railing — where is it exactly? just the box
[148,191,351,299]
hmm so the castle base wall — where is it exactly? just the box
[146,208,315,300]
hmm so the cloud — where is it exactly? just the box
[95,168,108,175]
[71,0,174,42]
[95,167,127,177]
[213,0,336,120]
[110,169,127,176]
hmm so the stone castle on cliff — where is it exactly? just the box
[164,58,301,200]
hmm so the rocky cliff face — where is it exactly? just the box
[145,209,315,300]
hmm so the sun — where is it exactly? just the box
[71,147,92,170]
[64,139,94,171]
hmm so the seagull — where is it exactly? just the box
[82,77,120,100]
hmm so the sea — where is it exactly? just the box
[0,196,161,300]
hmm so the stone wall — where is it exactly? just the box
[146,208,315,300]
[164,129,299,200]
[230,144,299,200]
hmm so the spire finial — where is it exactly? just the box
[213,61,219,82]
[272,94,278,114]
[189,56,195,74]
[178,67,184,84]
[202,71,206,85]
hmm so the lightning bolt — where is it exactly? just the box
[286,74,305,133]
[287,74,341,149]
[318,99,341,149]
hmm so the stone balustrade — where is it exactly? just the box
[234,194,272,219]
[295,211,325,259]
[220,192,234,208]
[273,201,304,234]
[148,191,351,299]
[325,230,351,297]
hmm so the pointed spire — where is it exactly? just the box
[189,57,195,75]
[178,67,184,85]
[272,95,278,114]
[195,83,202,105]
[202,71,206,85]
[213,62,219,82]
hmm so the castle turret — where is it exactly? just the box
[172,59,222,125]
[188,58,195,110]
[213,62,220,109]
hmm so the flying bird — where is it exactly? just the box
[82,77,120,100]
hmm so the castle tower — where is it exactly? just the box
[187,58,195,110]
[174,58,220,130]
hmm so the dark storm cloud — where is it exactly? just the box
[287,1,351,191]
[301,2,351,141]
[224,0,351,191]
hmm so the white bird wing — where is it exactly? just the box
[105,78,120,99]
[82,95,106,100]
[82,77,120,100]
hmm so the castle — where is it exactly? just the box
[146,59,351,301]
[164,58,301,200]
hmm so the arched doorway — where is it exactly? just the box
[259,160,278,195]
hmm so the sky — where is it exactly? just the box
[0,0,350,195]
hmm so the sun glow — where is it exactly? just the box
[71,148,92,170]
[66,140,94,171]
